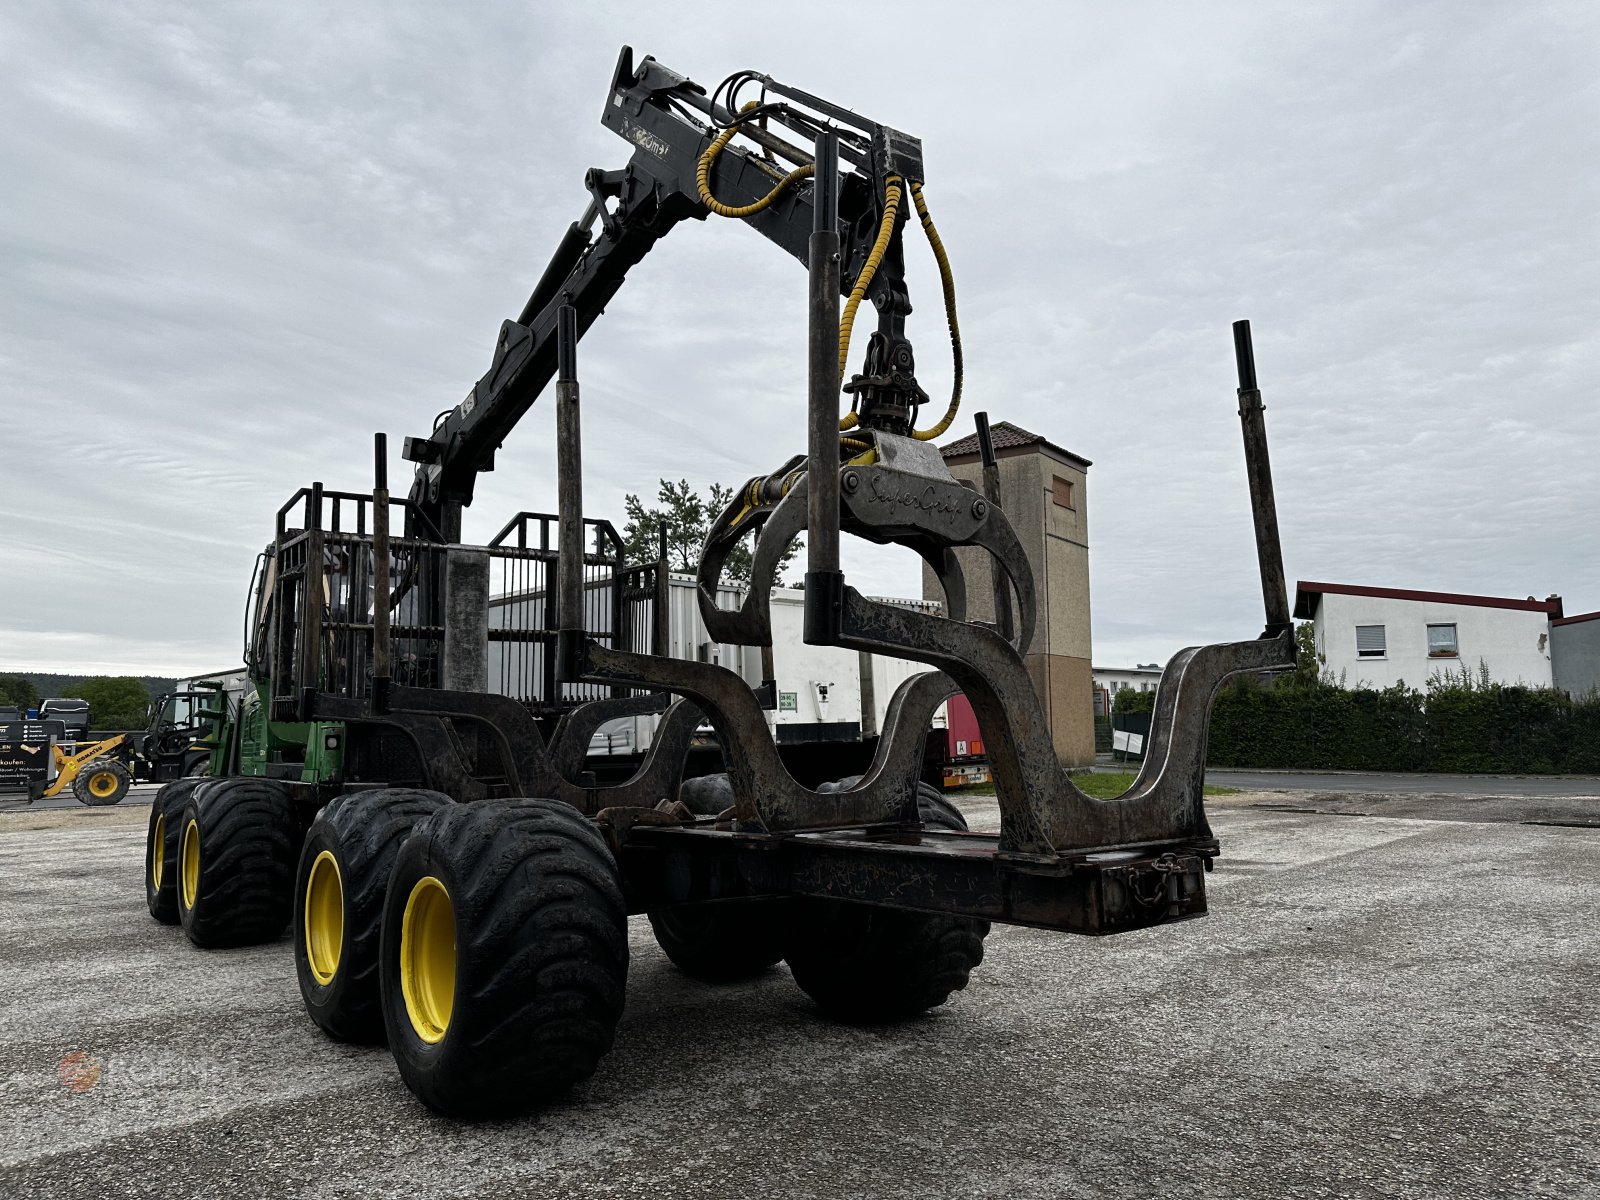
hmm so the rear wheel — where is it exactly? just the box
[74,759,130,806]
[177,778,299,948]
[648,902,786,982]
[650,772,786,981]
[783,781,990,1022]
[379,798,628,1119]
[294,788,452,1043]
[146,776,208,923]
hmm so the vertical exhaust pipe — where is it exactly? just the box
[804,130,844,645]
[974,411,1014,643]
[1232,320,1292,636]
[371,433,392,711]
[555,304,586,680]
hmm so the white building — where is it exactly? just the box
[1552,610,1600,698]
[1091,664,1164,715]
[1293,581,1564,690]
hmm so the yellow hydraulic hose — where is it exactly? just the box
[841,437,875,466]
[697,104,814,218]
[836,176,904,431]
[907,182,963,441]
[697,111,962,443]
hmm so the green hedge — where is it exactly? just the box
[1207,673,1600,774]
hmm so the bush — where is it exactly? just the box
[1111,686,1155,715]
[1207,664,1600,775]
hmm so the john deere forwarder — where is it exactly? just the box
[145,48,1298,1119]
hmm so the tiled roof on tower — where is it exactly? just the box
[938,421,1092,469]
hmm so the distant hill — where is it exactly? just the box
[19,674,178,701]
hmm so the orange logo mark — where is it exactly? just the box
[56,1050,103,1093]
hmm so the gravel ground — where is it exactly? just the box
[1,793,1596,1199]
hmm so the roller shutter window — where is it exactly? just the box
[1355,624,1386,658]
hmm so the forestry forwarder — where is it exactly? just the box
[144,47,1298,1119]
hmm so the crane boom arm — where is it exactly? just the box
[402,47,924,539]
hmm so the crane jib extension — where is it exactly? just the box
[400,46,953,542]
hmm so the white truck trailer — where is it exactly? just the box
[585,574,945,762]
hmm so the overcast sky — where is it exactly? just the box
[2,1,1596,677]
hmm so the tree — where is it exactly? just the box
[621,478,802,586]
[0,674,40,712]
[1290,619,1325,687]
[63,677,152,731]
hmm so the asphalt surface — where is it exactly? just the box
[11,768,1600,814]
[1206,768,1600,797]
[1,794,1595,1199]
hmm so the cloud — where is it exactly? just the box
[1,0,1596,678]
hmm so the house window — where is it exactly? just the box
[1052,476,1075,509]
[1355,625,1386,658]
[1427,623,1459,658]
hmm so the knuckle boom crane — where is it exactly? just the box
[401,46,951,541]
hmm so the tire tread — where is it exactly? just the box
[296,788,451,1042]
[145,776,206,923]
[180,779,299,948]
[382,798,628,1118]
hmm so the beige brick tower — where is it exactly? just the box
[922,422,1094,767]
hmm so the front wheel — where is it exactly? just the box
[145,776,208,923]
[379,798,629,1119]
[75,759,131,806]
[177,778,299,948]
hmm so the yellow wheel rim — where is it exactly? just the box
[180,819,200,911]
[151,813,165,890]
[89,772,118,798]
[399,875,455,1044]
[304,851,344,986]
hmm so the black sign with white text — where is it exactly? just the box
[0,741,50,792]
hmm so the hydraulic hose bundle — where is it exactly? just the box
[696,105,963,442]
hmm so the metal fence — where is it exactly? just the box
[266,491,664,721]
[487,513,662,709]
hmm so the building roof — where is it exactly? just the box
[1293,581,1565,621]
[940,421,1092,470]
[1553,610,1600,627]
